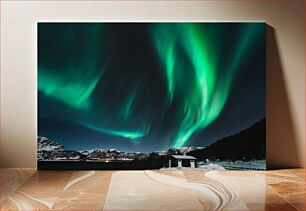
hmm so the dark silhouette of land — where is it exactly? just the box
[38,118,266,170]
[188,118,266,161]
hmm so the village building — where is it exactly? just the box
[169,154,197,168]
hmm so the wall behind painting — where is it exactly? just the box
[1,1,304,168]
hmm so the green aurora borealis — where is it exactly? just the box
[38,23,266,151]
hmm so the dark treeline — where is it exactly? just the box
[188,118,266,161]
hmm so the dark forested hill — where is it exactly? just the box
[188,119,266,161]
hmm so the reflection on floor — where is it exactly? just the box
[0,169,304,210]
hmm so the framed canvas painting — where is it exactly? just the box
[38,22,266,170]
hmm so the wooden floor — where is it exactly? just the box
[0,169,304,211]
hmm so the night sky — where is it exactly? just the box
[38,23,266,152]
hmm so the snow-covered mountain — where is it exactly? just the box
[177,146,205,154]
[37,136,64,151]
[79,149,106,155]
[79,148,121,156]
[37,136,207,162]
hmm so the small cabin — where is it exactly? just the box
[169,155,197,168]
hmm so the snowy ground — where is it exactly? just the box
[160,160,266,171]
[160,164,225,171]
[209,160,266,170]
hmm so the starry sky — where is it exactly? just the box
[38,23,266,152]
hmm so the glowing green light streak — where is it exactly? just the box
[122,88,138,120]
[183,24,216,110]
[38,66,103,109]
[38,25,104,109]
[81,122,149,139]
[173,25,261,148]
[153,23,263,148]
[152,25,177,100]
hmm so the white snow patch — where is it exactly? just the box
[160,164,225,171]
